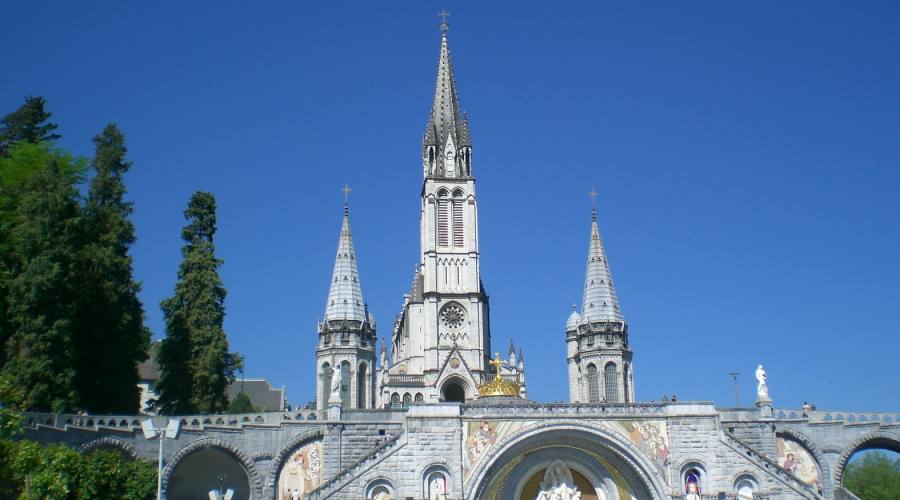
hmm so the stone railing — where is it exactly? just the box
[308,431,406,499]
[22,409,326,432]
[668,495,774,499]
[720,431,823,499]
[384,373,425,386]
[803,410,900,425]
[461,401,669,417]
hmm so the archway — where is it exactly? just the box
[834,431,900,498]
[166,446,252,500]
[467,423,666,500]
[442,379,467,403]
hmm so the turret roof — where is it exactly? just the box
[581,209,625,323]
[323,203,367,322]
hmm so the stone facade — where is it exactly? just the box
[17,23,900,500]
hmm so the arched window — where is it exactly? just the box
[366,478,395,499]
[623,363,631,403]
[605,362,619,403]
[682,465,705,498]
[320,363,332,408]
[414,393,424,403]
[734,474,758,499]
[428,147,435,173]
[390,393,400,408]
[452,190,464,247]
[465,149,471,176]
[402,393,412,408]
[357,363,368,409]
[423,465,451,499]
[340,361,351,409]
[437,190,449,247]
[586,364,599,403]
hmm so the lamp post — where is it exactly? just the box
[208,473,235,500]
[141,418,181,500]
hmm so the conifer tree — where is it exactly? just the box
[72,124,150,413]
[0,96,60,156]
[0,97,61,368]
[3,148,86,412]
[155,192,236,414]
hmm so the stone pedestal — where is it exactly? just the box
[756,396,773,417]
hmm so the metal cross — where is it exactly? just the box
[588,187,598,207]
[342,184,352,204]
[490,353,503,373]
[437,8,451,25]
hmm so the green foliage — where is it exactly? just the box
[71,124,149,414]
[0,96,60,156]
[227,391,255,413]
[0,439,156,499]
[0,142,84,370]
[3,146,87,412]
[156,192,238,414]
[843,450,900,500]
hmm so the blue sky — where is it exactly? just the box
[3,1,898,412]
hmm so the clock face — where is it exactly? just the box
[440,304,466,329]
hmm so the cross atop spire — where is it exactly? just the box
[437,8,450,33]
[588,186,598,220]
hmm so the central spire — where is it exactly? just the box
[423,21,472,178]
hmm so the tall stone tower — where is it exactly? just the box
[377,23,517,407]
[566,207,634,403]
[316,201,376,410]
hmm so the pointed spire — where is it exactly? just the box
[508,338,516,356]
[423,22,471,177]
[324,196,367,322]
[581,206,625,323]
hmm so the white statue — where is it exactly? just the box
[536,460,582,500]
[330,364,342,400]
[756,364,769,400]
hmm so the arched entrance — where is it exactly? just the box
[441,378,467,403]
[468,424,666,500]
[162,439,261,500]
[167,447,251,500]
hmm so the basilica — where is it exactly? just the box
[21,22,900,500]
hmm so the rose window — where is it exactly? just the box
[440,304,466,329]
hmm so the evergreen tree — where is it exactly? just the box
[156,192,237,414]
[0,96,60,156]
[0,96,60,368]
[72,124,150,413]
[3,147,86,412]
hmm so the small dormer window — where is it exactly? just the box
[445,149,455,177]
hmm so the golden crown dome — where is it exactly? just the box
[477,354,521,398]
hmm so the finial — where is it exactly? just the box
[490,353,503,373]
[437,8,450,34]
[342,184,352,213]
